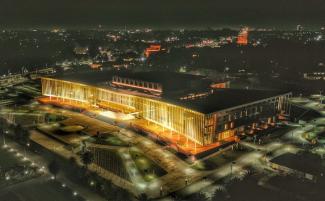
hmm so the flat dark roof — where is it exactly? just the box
[52,70,206,85]
[52,71,113,85]
[114,71,206,83]
[271,152,324,175]
[48,71,290,114]
[50,70,211,95]
[168,89,290,114]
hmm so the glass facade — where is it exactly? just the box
[41,77,291,146]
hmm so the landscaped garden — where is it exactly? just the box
[128,148,167,182]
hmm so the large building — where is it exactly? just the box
[40,72,291,154]
[110,71,213,97]
[144,45,162,58]
[237,27,249,45]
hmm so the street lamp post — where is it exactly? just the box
[2,133,5,144]
[24,147,27,159]
[2,131,6,147]
[320,90,323,105]
[230,163,232,175]
[230,161,236,176]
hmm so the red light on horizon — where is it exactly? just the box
[237,28,249,46]
[145,44,162,57]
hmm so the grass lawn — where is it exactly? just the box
[37,123,88,145]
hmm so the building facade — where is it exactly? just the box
[111,75,163,95]
[41,77,291,146]
[204,95,291,144]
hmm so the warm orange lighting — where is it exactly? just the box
[38,96,230,155]
[145,45,161,57]
[40,77,291,155]
[99,111,135,121]
[111,81,162,93]
[210,82,229,89]
[41,77,206,146]
[218,130,235,141]
[90,63,102,69]
[237,27,249,45]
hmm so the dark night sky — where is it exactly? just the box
[1,0,325,29]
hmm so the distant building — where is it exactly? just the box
[0,74,28,88]
[74,47,89,55]
[304,72,325,80]
[144,45,161,57]
[29,67,57,80]
[210,81,230,89]
[296,25,304,32]
[89,63,102,69]
[237,27,249,45]
[110,71,211,97]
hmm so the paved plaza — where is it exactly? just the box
[1,94,325,200]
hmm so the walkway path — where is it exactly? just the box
[2,137,106,201]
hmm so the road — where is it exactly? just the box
[0,137,106,201]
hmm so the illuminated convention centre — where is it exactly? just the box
[39,71,292,156]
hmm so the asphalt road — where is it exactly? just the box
[0,177,74,201]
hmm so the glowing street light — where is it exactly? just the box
[2,132,6,147]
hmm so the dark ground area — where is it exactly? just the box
[271,152,325,175]
[213,173,301,201]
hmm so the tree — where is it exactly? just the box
[21,128,30,145]
[186,192,207,201]
[210,188,227,201]
[48,160,60,179]
[81,151,94,169]
[102,179,113,192]
[69,156,77,165]
[96,131,101,139]
[13,124,30,144]
[114,187,132,201]
[14,124,23,141]
[136,193,150,201]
